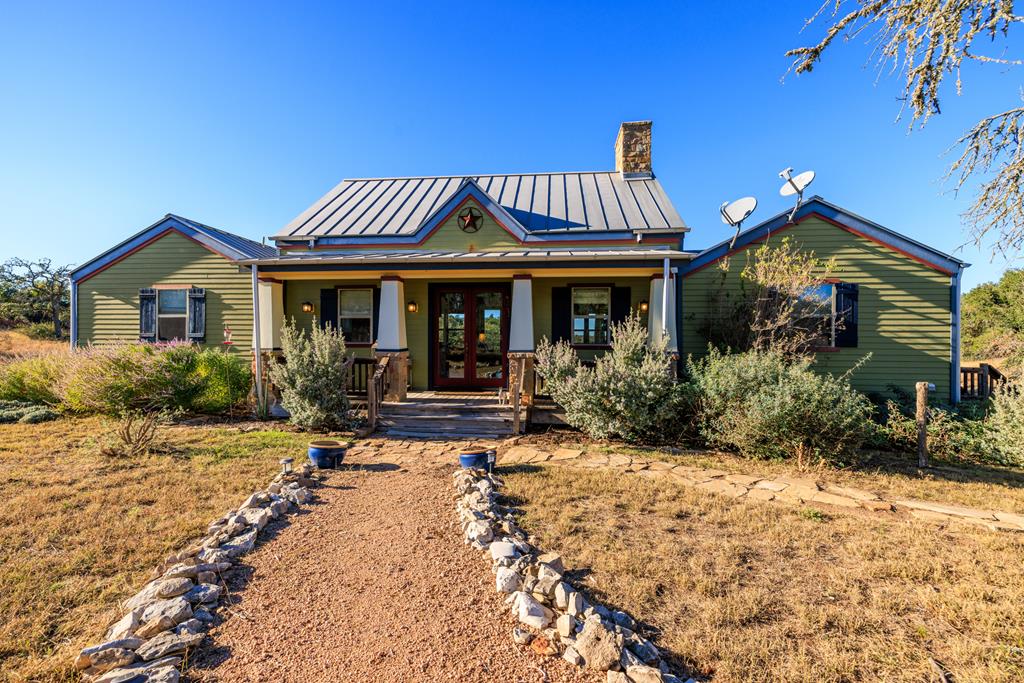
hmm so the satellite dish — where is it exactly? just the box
[778,168,815,222]
[720,196,758,248]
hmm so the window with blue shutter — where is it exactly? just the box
[187,288,206,342]
[835,283,859,348]
[139,288,157,342]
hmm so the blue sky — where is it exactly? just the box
[1,1,1020,290]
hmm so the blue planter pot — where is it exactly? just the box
[459,450,489,470]
[308,440,346,469]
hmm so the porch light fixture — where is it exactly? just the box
[301,301,314,313]
[639,299,649,313]
[407,301,418,313]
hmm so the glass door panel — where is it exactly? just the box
[438,292,465,380]
[473,291,504,381]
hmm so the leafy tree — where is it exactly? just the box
[0,258,71,337]
[961,268,1024,375]
[787,1,1024,256]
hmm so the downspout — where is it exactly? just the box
[950,265,964,404]
[661,257,670,335]
[69,278,78,349]
[251,265,264,408]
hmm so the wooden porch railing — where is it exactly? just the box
[961,362,1008,399]
[347,356,378,396]
[365,355,390,431]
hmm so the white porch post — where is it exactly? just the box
[647,272,678,354]
[509,275,534,353]
[257,280,284,350]
[376,276,408,401]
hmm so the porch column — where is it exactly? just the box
[257,279,284,351]
[508,274,535,403]
[376,275,408,402]
[648,271,679,362]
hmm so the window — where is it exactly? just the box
[801,283,836,347]
[157,289,188,341]
[571,287,611,346]
[338,288,373,344]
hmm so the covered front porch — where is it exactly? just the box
[250,257,684,408]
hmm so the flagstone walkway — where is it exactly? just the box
[499,444,1024,533]
[189,438,599,683]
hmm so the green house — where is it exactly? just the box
[69,121,968,407]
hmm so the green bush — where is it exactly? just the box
[686,348,874,464]
[19,322,60,340]
[986,388,1024,467]
[269,321,350,431]
[536,314,692,444]
[870,399,995,463]
[0,353,65,405]
[62,343,250,415]
[0,399,57,424]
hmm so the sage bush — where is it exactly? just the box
[687,348,874,464]
[269,320,351,431]
[535,314,691,444]
[986,387,1024,467]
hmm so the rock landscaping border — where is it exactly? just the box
[72,462,319,682]
[454,467,697,683]
[500,444,1024,533]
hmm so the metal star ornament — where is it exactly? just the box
[458,207,482,233]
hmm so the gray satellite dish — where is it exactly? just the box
[779,168,815,222]
[720,196,758,248]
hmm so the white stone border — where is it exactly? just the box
[72,463,319,682]
[453,467,697,683]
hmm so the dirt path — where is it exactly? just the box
[189,440,598,683]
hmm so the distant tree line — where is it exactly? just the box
[0,258,72,338]
[962,268,1023,378]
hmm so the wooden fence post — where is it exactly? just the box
[915,381,929,468]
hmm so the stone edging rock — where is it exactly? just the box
[500,445,1024,533]
[454,467,697,683]
[72,464,319,682]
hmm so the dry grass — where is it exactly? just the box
[502,465,1024,683]
[0,329,65,360]
[523,434,1024,514]
[0,416,315,683]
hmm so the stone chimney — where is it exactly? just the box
[614,121,652,177]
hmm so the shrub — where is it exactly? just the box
[100,411,161,458]
[687,348,874,464]
[987,388,1024,467]
[269,321,350,431]
[60,343,250,415]
[535,314,691,444]
[20,322,61,340]
[0,353,65,405]
[0,399,57,424]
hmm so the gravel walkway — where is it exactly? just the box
[189,440,599,683]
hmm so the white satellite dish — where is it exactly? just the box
[720,196,758,248]
[778,168,815,222]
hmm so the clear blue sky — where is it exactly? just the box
[1,1,1020,290]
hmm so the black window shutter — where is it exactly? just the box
[187,288,206,342]
[551,287,571,343]
[835,283,859,348]
[372,286,381,341]
[139,288,156,342]
[319,289,338,330]
[611,286,631,325]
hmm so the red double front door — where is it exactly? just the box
[431,284,510,389]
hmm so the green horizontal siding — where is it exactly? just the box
[681,217,953,399]
[77,231,252,353]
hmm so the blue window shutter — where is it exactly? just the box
[139,288,156,342]
[551,287,571,343]
[835,283,859,348]
[319,289,338,330]
[187,288,206,342]
[372,286,381,341]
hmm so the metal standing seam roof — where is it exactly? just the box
[274,172,688,240]
[171,215,279,259]
[243,248,692,266]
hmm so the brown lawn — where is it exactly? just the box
[502,465,1024,683]
[0,329,66,360]
[0,416,316,683]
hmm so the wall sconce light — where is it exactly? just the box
[478,332,487,343]
[639,299,650,313]
[407,301,418,313]
[301,301,314,314]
